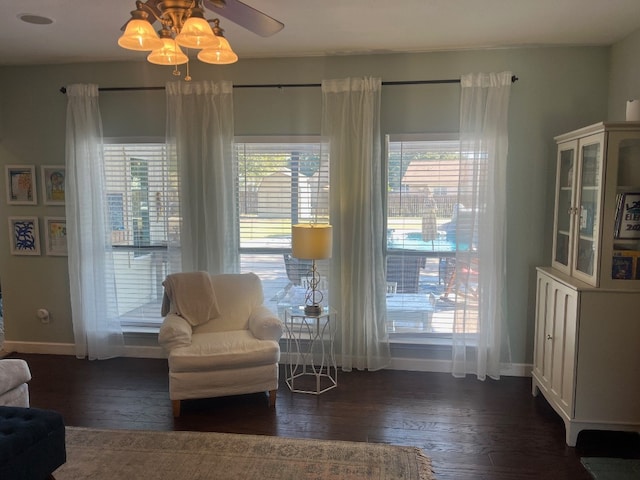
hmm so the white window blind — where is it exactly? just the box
[234,137,328,313]
[103,140,180,328]
[386,134,464,337]
[235,138,328,250]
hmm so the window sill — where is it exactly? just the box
[388,333,452,346]
[122,325,160,335]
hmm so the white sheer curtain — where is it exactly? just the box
[165,80,238,274]
[65,84,123,360]
[452,72,512,380]
[322,77,390,372]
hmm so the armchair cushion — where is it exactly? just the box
[161,271,220,326]
[196,273,266,333]
[168,330,280,372]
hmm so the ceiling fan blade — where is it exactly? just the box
[120,0,162,31]
[203,0,284,37]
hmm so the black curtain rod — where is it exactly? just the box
[59,75,518,94]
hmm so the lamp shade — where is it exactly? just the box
[175,16,219,49]
[147,38,189,65]
[197,36,238,64]
[118,19,163,51]
[292,224,333,260]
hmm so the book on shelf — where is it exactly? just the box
[614,192,640,239]
[614,193,624,236]
[612,249,640,280]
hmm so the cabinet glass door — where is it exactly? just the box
[552,143,576,273]
[574,139,602,280]
[610,137,640,283]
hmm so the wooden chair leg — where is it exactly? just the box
[172,399,181,417]
[268,389,277,407]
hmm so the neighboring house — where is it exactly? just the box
[401,158,460,196]
[256,169,318,218]
[389,158,461,218]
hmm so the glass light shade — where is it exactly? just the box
[175,17,218,49]
[147,38,189,65]
[197,36,238,64]
[292,224,333,260]
[118,19,163,51]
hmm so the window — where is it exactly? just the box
[103,140,180,330]
[234,137,328,316]
[386,134,477,340]
[102,137,327,329]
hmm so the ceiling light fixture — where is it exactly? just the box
[118,0,238,79]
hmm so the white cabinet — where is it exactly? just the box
[532,270,577,419]
[551,122,640,288]
[533,267,640,446]
[536,121,640,446]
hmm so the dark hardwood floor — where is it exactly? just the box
[8,352,640,479]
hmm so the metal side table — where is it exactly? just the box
[284,306,337,394]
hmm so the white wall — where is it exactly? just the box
[609,28,640,120]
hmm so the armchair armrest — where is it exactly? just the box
[249,305,283,341]
[0,359,31,394]
[158,313,193,351]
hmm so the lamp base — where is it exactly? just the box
[304,304,323,316]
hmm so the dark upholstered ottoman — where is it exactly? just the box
[0,406,66,480]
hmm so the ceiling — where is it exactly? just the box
[1,0,640,66]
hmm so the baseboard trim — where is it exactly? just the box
[3,341,166,359]
[388,357,531,376]
[5,341,530,376]
[282,351,531,376]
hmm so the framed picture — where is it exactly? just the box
[614,192,640,239]
[8,216,40,255]
[44,217,67,256]
[41,165,66,205]
[5,165,37,205]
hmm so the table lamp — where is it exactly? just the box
[292,223,333,315]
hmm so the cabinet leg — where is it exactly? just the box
[565,424,579,447]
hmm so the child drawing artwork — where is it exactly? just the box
[41,166,66,204]
[48,170,65,202]
[13,220,37,252]
[47,220,67,255]
[9,170,33,202]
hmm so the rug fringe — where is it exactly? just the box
[413,447,436,480]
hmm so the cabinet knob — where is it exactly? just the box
[546,334,553,340]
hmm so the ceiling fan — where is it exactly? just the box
[118,0,284,70]
[123,0,284,37]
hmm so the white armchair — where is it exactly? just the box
[158,272,283,417]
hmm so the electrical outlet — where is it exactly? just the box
[37,309,50,324]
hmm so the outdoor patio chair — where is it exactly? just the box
[386,255,423,294]
[283,253,312,286]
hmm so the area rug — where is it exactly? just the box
[581,457,640,480]
[54,427,434,480]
